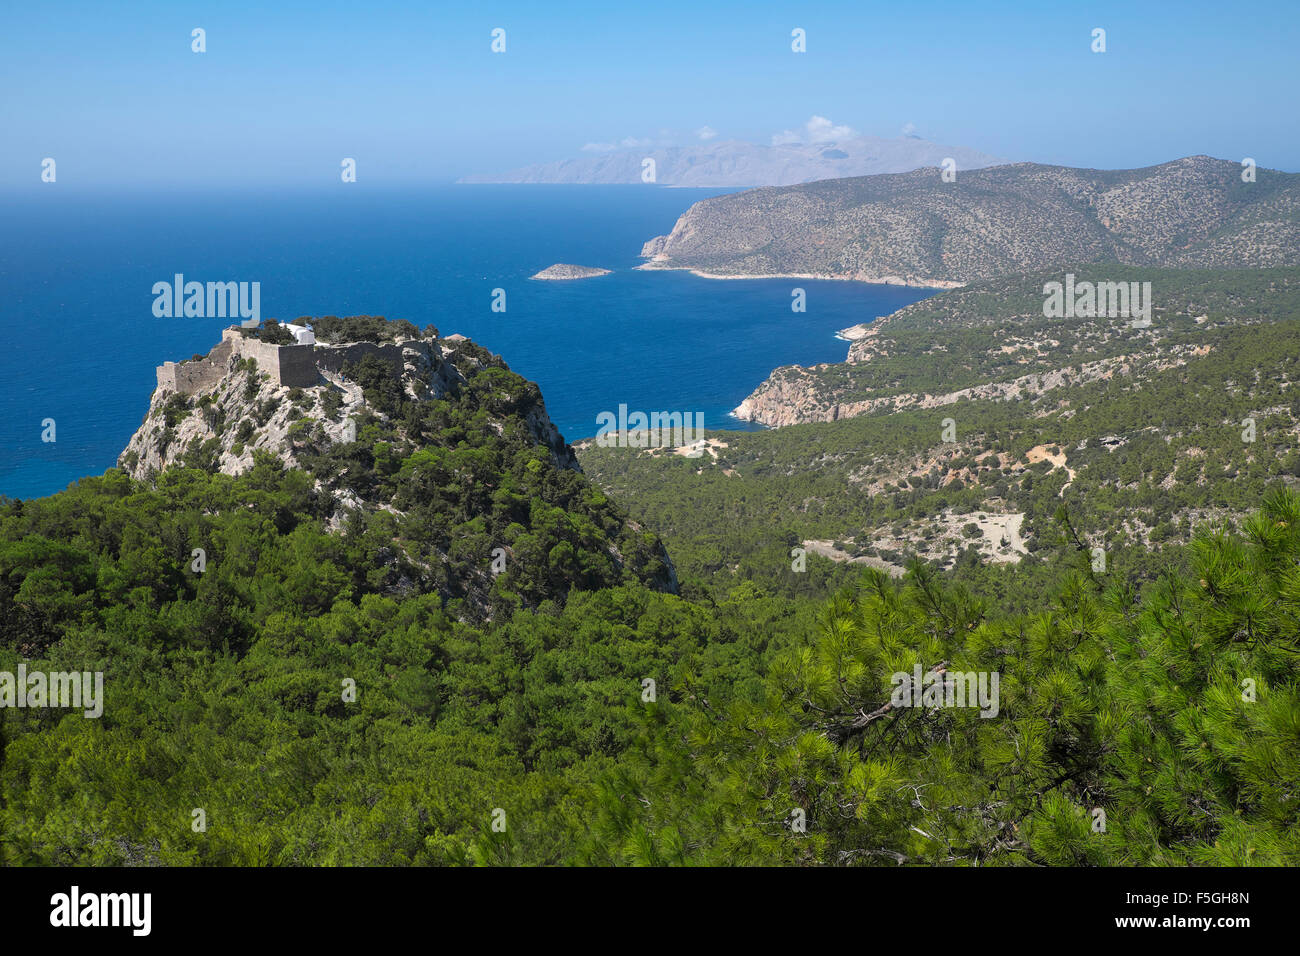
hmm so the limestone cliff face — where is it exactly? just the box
[733,353,1145,427]
[640,235,668,259]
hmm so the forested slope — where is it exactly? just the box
[2,308,1298,866]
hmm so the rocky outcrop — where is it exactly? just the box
[115,321,681,620]
[835,323,875,343]
[734,353,1144,427]
[640,235,668,259]
[120,325,577,488]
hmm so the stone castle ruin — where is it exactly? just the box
[156,324,413,396]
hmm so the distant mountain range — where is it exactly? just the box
[639,156,1300,285]
[459,136,1007,187]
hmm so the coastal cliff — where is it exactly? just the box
[732,267,1300,427]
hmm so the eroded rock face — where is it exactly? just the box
[733,354,1142,427]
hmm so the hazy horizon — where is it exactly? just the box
[3,0,1298,187]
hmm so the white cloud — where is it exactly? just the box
[771,115,856,146]
[695,125,718,141]
[901,122,921,138]
[805,115,855,143]
[580,136,653,153]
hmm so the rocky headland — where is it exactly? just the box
[640,156,1300,285]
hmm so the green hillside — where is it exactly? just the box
[3,290,1299,866]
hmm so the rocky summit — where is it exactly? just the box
[119,316,676,618]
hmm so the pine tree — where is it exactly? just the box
[593,490,1300,865]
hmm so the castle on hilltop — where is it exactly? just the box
[156,324,412,397]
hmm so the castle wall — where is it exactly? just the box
[228,336,319,388]
[275,343,319,387]
[157,337,234,395]
[158,328,409,397]
[157,364,177,392]
[207,337,234,367]
[314,341,407,377]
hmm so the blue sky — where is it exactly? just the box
[2,0,1297,185]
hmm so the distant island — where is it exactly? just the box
[531,263,612,280]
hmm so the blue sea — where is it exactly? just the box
[0,185,935,500]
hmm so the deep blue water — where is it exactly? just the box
[0,185,935,499]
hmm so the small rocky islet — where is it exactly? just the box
[530,263,612,280]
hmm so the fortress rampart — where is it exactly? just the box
[314,341,407,377]
[156,327,414,397]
